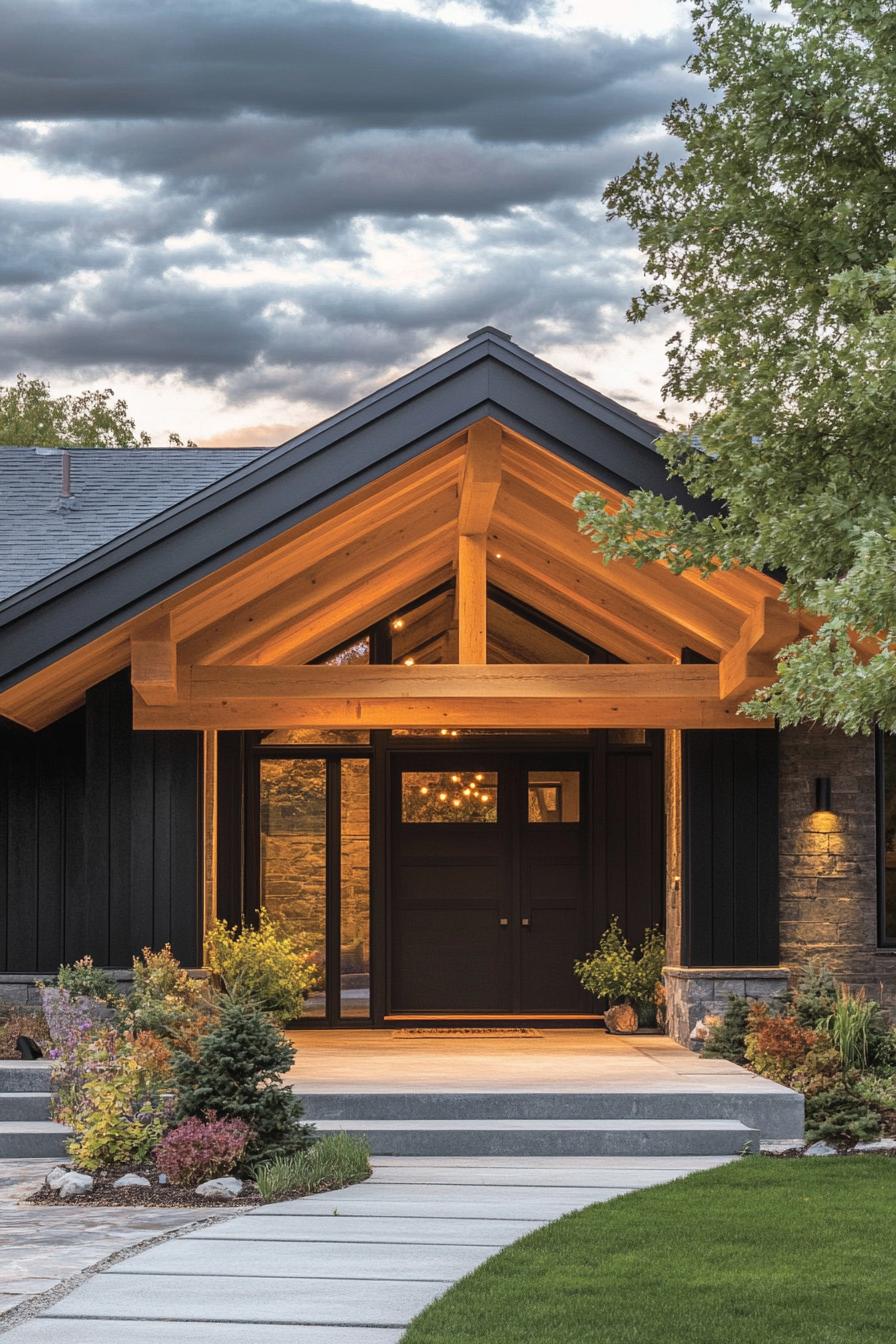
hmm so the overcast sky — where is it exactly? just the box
[0,0,698,445]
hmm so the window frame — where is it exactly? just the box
[877,729,896,948]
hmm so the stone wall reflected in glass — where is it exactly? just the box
[341,759,371,1018]
[260,758,327,1016]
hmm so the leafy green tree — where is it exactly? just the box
[0,373,194,448]
[576,0,896,733]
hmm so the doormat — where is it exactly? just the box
[390,1028,543,1038]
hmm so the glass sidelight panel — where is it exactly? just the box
[259,759,327,1016]
[401,771,498,822]
[527,770,580,823]
[341,759,371,1017]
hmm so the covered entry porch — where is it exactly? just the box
[0,332,797,1042]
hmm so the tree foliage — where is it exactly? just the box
[576,0,896,732]
[0,373,194,448]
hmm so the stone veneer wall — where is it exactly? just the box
[779,725,896,1000]
[665,725,896,1047]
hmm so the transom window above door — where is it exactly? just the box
[401,770,498,823]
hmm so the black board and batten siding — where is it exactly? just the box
[0,670,201,973]
[682,729,779,966]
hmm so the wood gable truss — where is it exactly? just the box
[0,330,802,734]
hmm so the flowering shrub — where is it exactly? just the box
[154,1113,251,1186]
[125,945,215,1050]
[744,1003,816,1084]
[56,955,119,1003]
[60,1026,170,1171]
[204,911,318,1023]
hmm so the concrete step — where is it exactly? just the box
[301,1089,803,1140]
[0,1090,51,1121]
[313,1118,759,1157]
[0,1120,71,1159]
[0,1061,53,1093]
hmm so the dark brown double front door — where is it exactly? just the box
[389,752,591,1014]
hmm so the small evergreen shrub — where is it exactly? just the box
[702,996,751,1064]
[792,959,839,1029]
[804,1086,882,1147]
[254,1133,370,1202]
[204,911,318,1024]
[56,956,119,1003]
[154,1114,251,1186]
[172,997,312,1165]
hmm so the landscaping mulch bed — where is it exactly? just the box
[27,1163,264,1209]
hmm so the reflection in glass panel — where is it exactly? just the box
[341,760,371,1018]
[528,771,581,823]
[608,728,647,745]
[882,734,896,942]
[262,728,371,745]
[260,759,326,1016]
[402,771,498,823]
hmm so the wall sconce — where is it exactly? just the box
[815,776,832,812]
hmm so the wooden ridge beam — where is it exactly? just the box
[133,662,773,731]
[719,595,800,701]
[130,615,178,706]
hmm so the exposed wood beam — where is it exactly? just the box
[133,662,772,731]
[130,615,178,706]
[493,558,672,664]
[457,533,487,664]
[182,491,456,665]
[455,420,501,664]
[719,596,801,701]
[458,419,502,536]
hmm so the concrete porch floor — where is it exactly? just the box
[283,1028,786,1097]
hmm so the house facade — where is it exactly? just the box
[0,328,892,1043]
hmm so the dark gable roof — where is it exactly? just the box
[0,327,684,693]
[0,447,267,602]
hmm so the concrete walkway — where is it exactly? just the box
[2,1154,738,1342]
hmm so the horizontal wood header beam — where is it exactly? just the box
[133,662,772,731]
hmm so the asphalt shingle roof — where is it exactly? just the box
[0,446,269,601]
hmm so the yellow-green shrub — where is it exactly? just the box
[204,911,318,1024]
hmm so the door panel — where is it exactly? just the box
[390,755,512,1012]
[389,752,590,1014]
[518,759,589,1012]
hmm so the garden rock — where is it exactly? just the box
[45,1165,73,1191]
[605,1003,639,1034]
[852,1138,896,1153]
[804,1141,838,1157]
[56,1172,95,1198]
[113,1174,151,1189]
[195,1176,243,1199]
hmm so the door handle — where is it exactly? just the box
[521,917,531,927]
[499,917,510,926]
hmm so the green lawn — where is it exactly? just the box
[401,1158,896,1344]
